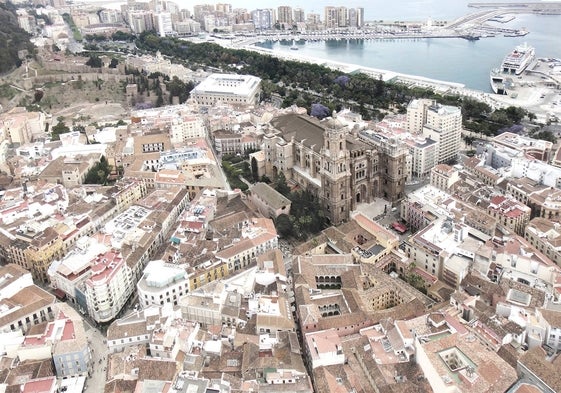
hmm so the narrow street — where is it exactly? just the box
[83,319,107,392]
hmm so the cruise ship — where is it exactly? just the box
[490,43,535,94]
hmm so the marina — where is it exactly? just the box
[207,2,561,47]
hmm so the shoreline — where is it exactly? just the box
[197,36,504,108]
[184,35,561,121]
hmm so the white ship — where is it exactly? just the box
[490,43,535,94]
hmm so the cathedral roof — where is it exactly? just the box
[270,113,326,153]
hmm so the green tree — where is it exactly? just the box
[274,172,290,197]
[51,120,70,141]
[86,55,102,68]
[156,93,164,107]
[84,156,110,184]
[275,214,293,238]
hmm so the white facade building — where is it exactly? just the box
[191,74,261,107]
[83,250,134,323]
[406,99,433,133]
[137,260,189,308]
[156,12,173,37]
[170,115,206,144]
[511,157,561,188]
[305,329,345,369]
[407,99,462,164]
[422,103,462,164]
[48,237,107,307]
[405,136,439,179]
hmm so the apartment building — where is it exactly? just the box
[170,115,206,144]
[525,218,561,266]
[83,249,134,323]
[0,264,56,333]
[405,136,439,179]
[487,195,531,236]
[422,104,462,164]
[137,260,189,308]
[430,164,460,192]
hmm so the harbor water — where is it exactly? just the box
[256,13,561,92]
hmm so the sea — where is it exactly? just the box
[85,0,561,92]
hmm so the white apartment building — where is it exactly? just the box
[423,104,462,163]
[538,307,561,351]
[0,264,34,299]
[406,99,433,133]
[137,260,189,308]
[511,157,561,188]
[191,74,261,107]
[156,12,173,37]
[323,7,337,28]
[251,9,274,30]
[422,103,462,164]
[305,329,345,369]
[83,249,134,323]
[404,136,438,179]
[170,115,206,144]
[277,6,292,25]
[99,9,122,24]
[48,237,108,308]
[407,99,462,164]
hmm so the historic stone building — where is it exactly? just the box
[261,113,407,225]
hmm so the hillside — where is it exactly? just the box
[0,2,35,74]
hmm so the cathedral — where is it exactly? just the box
[259,113,408,225]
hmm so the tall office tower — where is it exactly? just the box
[337,6,348,27]
[277,5,292,25]
[306,12,321,25]
[324,6,338,29]
[293,8,305,24]
[156,11,173,36]
[216,3,232,13]
[356,7,364,27]
[423,103,462,164]
[251,8,274,30]
[193,4,215,23]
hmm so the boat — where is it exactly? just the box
[489,70,513,95]
[290,38,299,50]
[489,43,535,94]
[461,34,480,41]
[504,28,529,37]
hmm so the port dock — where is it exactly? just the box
[469,2,561,13]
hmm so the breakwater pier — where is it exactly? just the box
[468,1,561,13]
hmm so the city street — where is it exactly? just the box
[83,319,107,393]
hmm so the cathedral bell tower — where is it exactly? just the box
[320,118,352,225]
